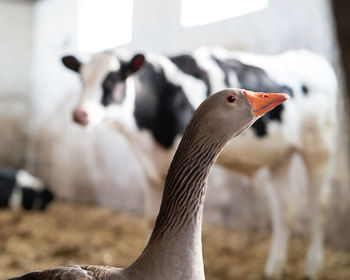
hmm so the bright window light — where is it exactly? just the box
[78,0,133,52]
[181,0,268,27]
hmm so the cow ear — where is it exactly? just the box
[128,54,145,74]
[61,55,81,73]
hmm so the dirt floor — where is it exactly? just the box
[1,202,350,279]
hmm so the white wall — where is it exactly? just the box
[0,0,33,167]
[0,0,33,96]
[130,0,337,62]
[31,0,80,117]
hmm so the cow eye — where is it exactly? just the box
[226,94,236,103]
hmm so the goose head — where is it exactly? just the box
[191,88,289,143]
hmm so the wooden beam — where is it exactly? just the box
[331,0,350,104]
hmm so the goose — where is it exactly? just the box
[9,88,288,280]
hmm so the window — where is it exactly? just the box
[181,0,268,27]
[78,0,133,52]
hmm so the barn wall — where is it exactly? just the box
[31,0,80,118]
[0,0,33,95]
[0,0,32,168]
[131,0,337,63]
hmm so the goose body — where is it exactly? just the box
[10,89,287,280]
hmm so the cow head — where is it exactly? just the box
[62,51,145,127]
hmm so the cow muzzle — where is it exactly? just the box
[72,107,89,126]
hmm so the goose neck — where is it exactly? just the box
[123,119,228,280]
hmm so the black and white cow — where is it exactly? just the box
[61,47,337,280]
[0,168,54,211]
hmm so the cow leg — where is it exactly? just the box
[304,164,331,280]
[256,165,291,279]
[262,151,304,279]
[300,108,336,279]
[305,207,324,280]
[264,182,290,279]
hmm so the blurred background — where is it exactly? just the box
[0,0,350,279]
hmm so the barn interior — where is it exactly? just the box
[1,0,350,279]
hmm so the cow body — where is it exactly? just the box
[62,47,337,279]
[0,168,54,211]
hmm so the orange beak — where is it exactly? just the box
[243,90,289,117]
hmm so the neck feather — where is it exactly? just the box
[123,118,228,280]
[150,120,226,238]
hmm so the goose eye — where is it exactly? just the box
[226,94,236,103]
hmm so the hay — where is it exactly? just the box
[1,202,349,279]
